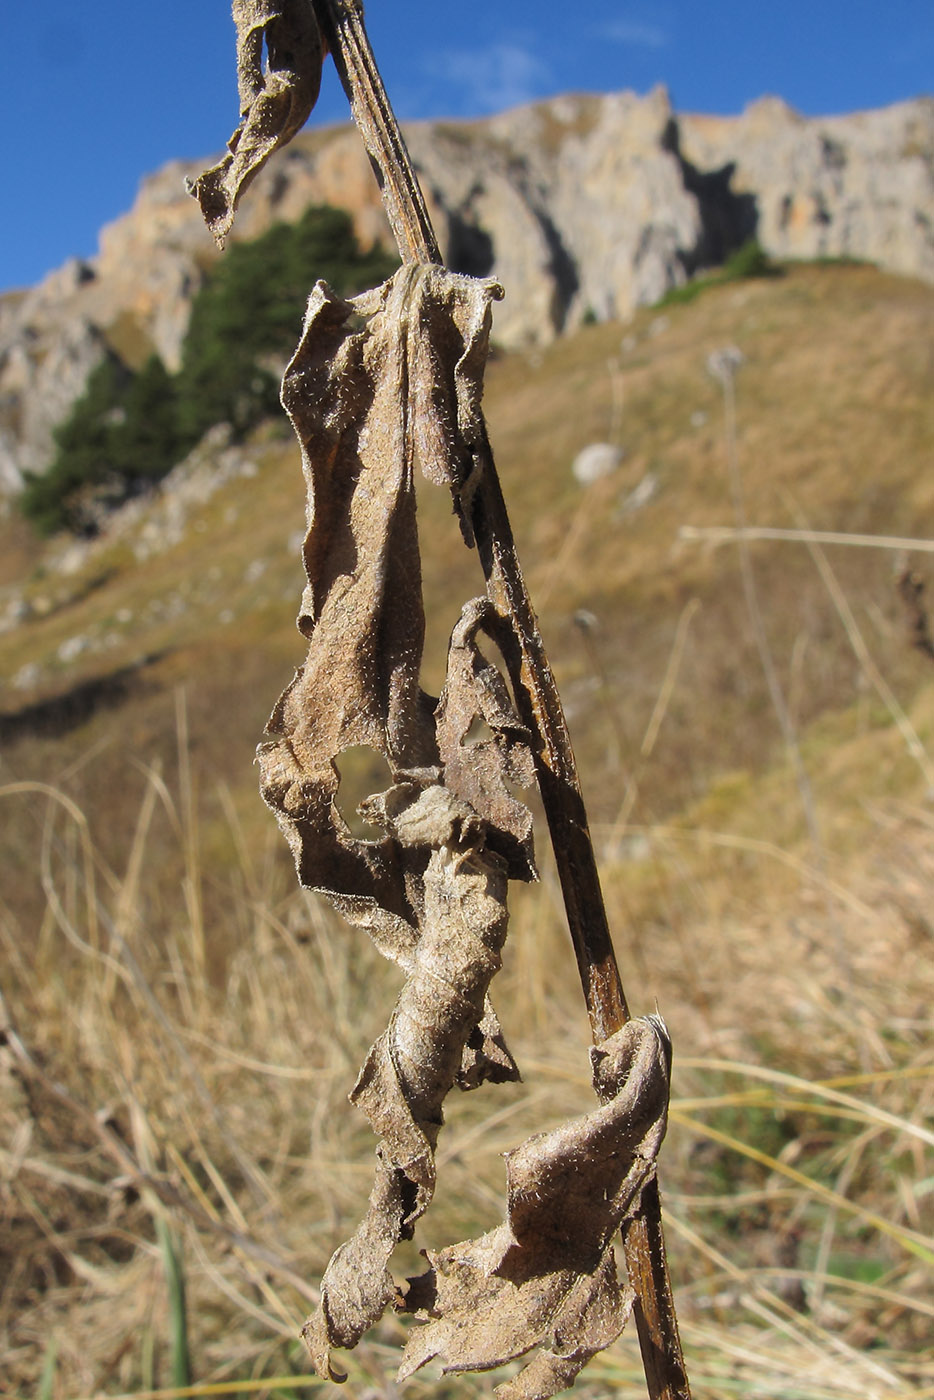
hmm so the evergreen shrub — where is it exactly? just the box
[20,206,398,534]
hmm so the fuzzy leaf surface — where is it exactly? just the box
[189,0,324,244]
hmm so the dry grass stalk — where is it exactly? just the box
[185,1,691,1396]
[2,754,932,1392]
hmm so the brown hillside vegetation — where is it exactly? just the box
[1,262,933,1397]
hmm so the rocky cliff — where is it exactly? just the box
[2,87,932,493]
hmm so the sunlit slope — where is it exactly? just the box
[1,261,932,885]
[3,262,934,1400]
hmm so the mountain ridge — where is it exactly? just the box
[1,86,932,494]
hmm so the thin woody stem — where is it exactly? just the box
[623,1177,693,1400]
[309,4,691,1397]
[311,0,440,265]
[467,429,630,1042]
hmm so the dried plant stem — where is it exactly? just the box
[475,465,694,1398]
[470,439,630,1040]
[310,3,690,1395]
[312,0,625,1055]
[311,0,439,265]
[622,1177,691,1399]
[681,524,934,553]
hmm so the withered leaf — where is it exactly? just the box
[255,264,535,1379]
[305,797,515,1380]
[258,264,519,942]
[196,3,685,1389]
[188,0,324,245]
[436,598,536,881]
[398,1016,672,1400]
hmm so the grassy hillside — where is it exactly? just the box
[1,263,933,1397]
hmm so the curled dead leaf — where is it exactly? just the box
[257,265,517,940]
[398,1016,671,1400]
[436,598,537,881]
[188,0,324,245]
[250,257,673,1395]
[196,3,689,1391]
[255,264,536,1377]
[306,797,515,1377]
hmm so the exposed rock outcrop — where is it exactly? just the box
[2,88,931,494]
[679,97,934,280]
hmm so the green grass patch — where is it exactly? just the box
[657,237,781,308]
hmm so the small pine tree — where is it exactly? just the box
[20,352,188,535]
[21,204,399,534]
[20,354,133,534]
[113,354,185,487]
[177,205,398,443]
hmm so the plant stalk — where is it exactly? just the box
[309,3,691,1395]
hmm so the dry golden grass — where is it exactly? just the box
[3,744,932,1398]
[2,263,933,1397]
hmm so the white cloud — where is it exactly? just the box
[601,19,669,49]
[427,42,551,114]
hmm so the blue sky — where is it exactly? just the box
[3,1,932,293]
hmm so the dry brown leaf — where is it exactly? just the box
[256,263,535,1379]
[436,599,537,881]
[398,1016,671,1399]
[257,264,515,943]
[303,797,515,1379]
[188,0,324,245]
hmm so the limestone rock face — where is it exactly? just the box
[0,268,113,494]
[489,88,702,326]
[2,90,932,494]
[679,97,934,280]
[95,158,214,371]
